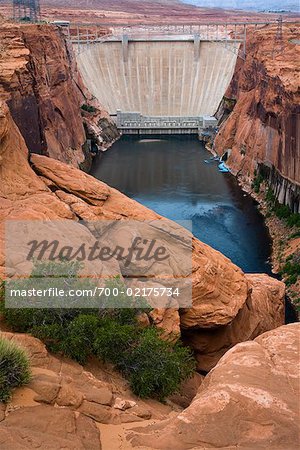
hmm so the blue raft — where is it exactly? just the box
[218,162,230,173]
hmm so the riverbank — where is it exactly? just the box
[234,175,300,315]
[204,136,299,315]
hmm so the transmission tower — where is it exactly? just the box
[272,15,284,58]
[13,0,41,22]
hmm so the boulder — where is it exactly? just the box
[29,373,61,405]
[56,382,84,408]
[168,373,204,408]
[0,405,101,449]
[182,274,285,372]
[79,400,113,424]
[114,398,137,411]
[129,323,300,449]
[84,386,113,406]
[149,308,181,341]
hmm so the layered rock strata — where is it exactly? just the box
[0,21,119,168]
[214,24,300,212]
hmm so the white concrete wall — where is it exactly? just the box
[76,40,238,116]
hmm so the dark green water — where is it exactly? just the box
[91,135,272,274]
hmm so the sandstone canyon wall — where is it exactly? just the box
[214,23,300,212]
[0,20,119,168]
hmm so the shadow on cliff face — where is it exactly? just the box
[0,22,118,169]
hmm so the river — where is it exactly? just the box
[91,135,272,274]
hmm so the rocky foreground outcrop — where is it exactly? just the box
[214,23,300,212]
[0,20,119,167]
[0,331,171,449]
[1,324,298,450]
[129,323,300,449]
[0,101,286,370]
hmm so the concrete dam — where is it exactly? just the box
[75,35,239,126]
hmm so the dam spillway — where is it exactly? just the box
[75,36,239,118]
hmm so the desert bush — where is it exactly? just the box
[81,104,96,113]
[0,306,86,333]
[274,204,291,220]
[0,338,31,402]
[280,256,300,287]
[125,328,196,399]
[251,174,264,194]
[286,213,300,228]
[31,323,66,353]
[93,320,137,365]
[289,230,300,239]
[60,314,100,364]
[1,271,195,400]
[264,188,300,229]
[265,188,276,204]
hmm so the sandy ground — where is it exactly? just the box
[98,420,159,450]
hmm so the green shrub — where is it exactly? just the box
[263,189,300,229]
[289,231,300,239]
[93,321,137,365]
[1,272,195,400]
[282,260,300,277]
[81,104,96,114]
[31,323,66,353]
[94,324,195,400]
[286,213,300,228]
[0,338,31,402]
[0,260,98,332]
[274,204,291,220]
[286,274,298,286]
[280,257,300,287]
[265,188,276,204]
[251,174,264,194]
[125,328,196,400]
[98,277,150,314]
[0,306,85,333]
[61,314,100,364]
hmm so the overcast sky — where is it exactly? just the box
[180,0,300,12]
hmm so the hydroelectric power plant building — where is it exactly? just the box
[115,111,217,135]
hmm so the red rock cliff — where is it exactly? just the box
[214,23,300,211]
[0,20,119,167]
